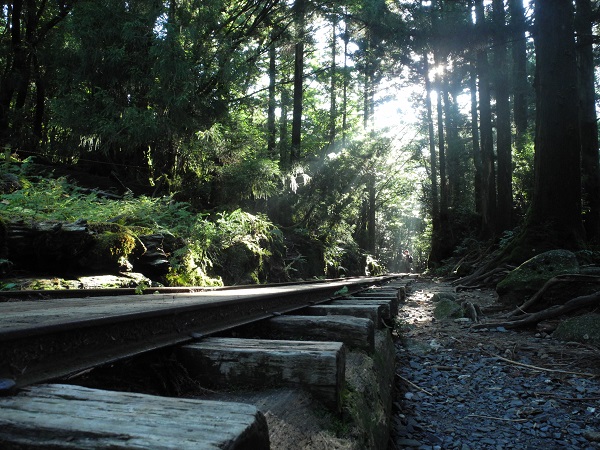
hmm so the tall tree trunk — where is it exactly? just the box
[575,0,600,240]
[279,88,290,168]
[366,173,376,254]
[508,0,528,152]
[342,14,349,146]
[442,83,461,209]
[469,61,482,215]
[527,0,584,248]
[326,16,337,158]
[424,54,442,267]
[475,0,496,238]
[493,0,513,233]
[33,55,44,144]
[266,33,277,158]
[291,0,305,163]
[0,0,23,146]
[434,53,448,218]
[424,54,439,225]
[361,31,376,254]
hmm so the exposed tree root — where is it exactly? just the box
[452,265,512,289]
[508,274,600,317]
[471,290,600,330]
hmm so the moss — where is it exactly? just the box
[164,252,223,287]
[553,314,600,345]
[496,249,579,305]
[433,298,463,320]
[78,225,137,272]
[341,331,395,449]
[88,222,128,234]
[96,231,137,258]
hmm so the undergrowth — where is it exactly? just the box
[0,161,281,286]
[0,156,381,286]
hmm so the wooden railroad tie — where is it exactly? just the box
[0,383,269,449]
[179,337,345,411]
[304,303,387,328]
[263,315,375,353]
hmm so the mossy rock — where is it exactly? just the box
[0,172,21,194]
[496,249,579,305]
[553,314,600,345]
[431,292,456,303]
[217,241,261,285]
[433,298,463,320]
[78,226,137,273]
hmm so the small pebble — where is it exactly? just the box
[393,279,600,450]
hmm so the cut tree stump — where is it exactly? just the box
[263,315,375,353]
[0,383,269,450]
[179,337,345,411]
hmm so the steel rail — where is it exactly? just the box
[0,275,383,301]
[0,275,400,389]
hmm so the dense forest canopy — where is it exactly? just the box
[0,0,599,284]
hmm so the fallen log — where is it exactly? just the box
[472,290,600,330]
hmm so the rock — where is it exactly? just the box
[431,292,457,302]
[552,313,600,345]
[0,173,21,194]
[78,273,152,289]
[396,438,423,447]
[433,298,463,320]
[0,379,16,396]
[584,430,600,442]
[0,259,12,275]
[496,249,580,305]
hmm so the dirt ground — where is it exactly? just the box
[398,277,600,377]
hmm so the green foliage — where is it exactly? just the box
[0,174,286,286]
[513,136,535,216]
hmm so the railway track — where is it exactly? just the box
[0,274,413,449]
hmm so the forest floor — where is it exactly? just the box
[392,276,600,450]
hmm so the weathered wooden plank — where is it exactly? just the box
[354,289,402,315]
[0,383,269,450]
[334,298,394,319]
[305,304,385,328]
[179,338,345,411]
[264,315,375,353]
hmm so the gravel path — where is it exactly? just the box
[392,277,600,450]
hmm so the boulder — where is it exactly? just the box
[496,249,579,305]
[553,313,600,345]
[433,298,463,320]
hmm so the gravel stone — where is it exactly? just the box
[392,278,600,450]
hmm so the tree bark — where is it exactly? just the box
[326,16,337,158]
[266,32,277,158]
[469,61,482,215]
[424,54,442,267]
[475,0,497,238]
[528,0,584,247]
[434,52,448,219]
[508,0,528,152]
[493,0,513,233]
[575,0,600,240]
[291,0,305,163]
